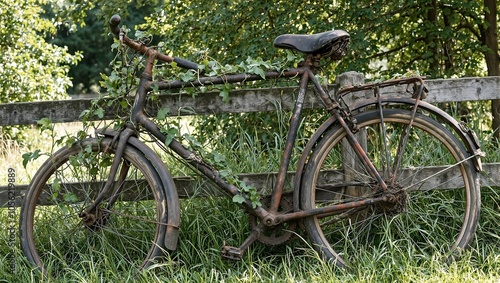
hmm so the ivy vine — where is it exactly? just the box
[24,31,303,209]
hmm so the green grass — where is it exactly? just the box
[2,107,500,282]
[2,195,500,282]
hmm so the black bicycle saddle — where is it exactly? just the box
[274,30,349,58]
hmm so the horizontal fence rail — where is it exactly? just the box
[2,163,500,208]
[1,74,499,207]
[0,76,499,126]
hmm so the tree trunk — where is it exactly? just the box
[425,0,439,75]
[484,0,500,139]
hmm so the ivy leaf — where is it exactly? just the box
[63,192,79,203]
[51,178,61,192]
[164,127,179,146]
[232,194,246,204]
[212,151,226,164]
[79,109,90,119]
[286,51,297,62]
[219,84,232,103]
[219,89,229,103]
[252,66,266,79]
[219,169,231,178]
[22,149,41,168]
[180,70,196,82]
[135,30,149,39]
[251,200,262,209]
[37,117,53,131]
[157,107,170,120]
[94,107,105,119]
[111,41,120,50]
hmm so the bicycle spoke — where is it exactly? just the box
[301,108,479,268]
[20,138,167,274]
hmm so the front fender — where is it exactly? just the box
[293,97,483,212]
[98,128,181,251]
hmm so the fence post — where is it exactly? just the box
[335,72,370,206]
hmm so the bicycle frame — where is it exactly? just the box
[91,17,487,260]
[129,54,389,221]
[92,15,483,231]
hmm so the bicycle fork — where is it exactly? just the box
[79,126,135,229]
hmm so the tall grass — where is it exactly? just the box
[1,104,500,282]
[2,196,499,282]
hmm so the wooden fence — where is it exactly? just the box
[1,73,499,207]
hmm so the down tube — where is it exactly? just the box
[138,113,270,218]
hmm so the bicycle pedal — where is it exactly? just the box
[221,245,243,261]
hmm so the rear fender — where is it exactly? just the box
[293,97,483,211]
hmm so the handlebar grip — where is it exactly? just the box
[173,57,199,71]
[109,14,121,37]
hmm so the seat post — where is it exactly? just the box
[300,54,321,72]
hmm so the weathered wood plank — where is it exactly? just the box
[426,76,500,103]
[0,77,498,126]
[2,163,499,208]
[0,86,327,126]
[374,76,500,103]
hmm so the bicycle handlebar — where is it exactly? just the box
[109,14,199,71]
[109,14,122,37]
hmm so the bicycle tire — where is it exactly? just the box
[20,137,169,275]
[300,108,480,268]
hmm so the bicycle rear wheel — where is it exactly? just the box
[300,108,480,268]
[20,137,168,275]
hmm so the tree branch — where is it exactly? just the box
[366,36,426,60]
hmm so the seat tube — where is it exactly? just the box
[269,70,310,213]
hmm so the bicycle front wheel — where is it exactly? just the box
[300,108,480,268]
[20,137,168,275]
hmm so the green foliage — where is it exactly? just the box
[34,0,497,151]
[132,0,496,152]
[328,0,490,79]
[141,1,339,70]
[136,0,497,80]
[181,133,262,208]
[0,0,80,103]
[47,2,158,94]
[45,0,498,93]
[2,194,500,281]
[66,35,277,207]
[21,117,60,168]
[0,0,81,142]
[48,8,115,94]
[48,0,159,27]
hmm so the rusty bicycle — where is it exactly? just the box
[20,14,482,274]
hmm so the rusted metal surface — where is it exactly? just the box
[107,15,377,256]
[269,72,309,214]
[108,15,470,250]
[274,195,390,224]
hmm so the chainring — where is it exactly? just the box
[249,194,297,246]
